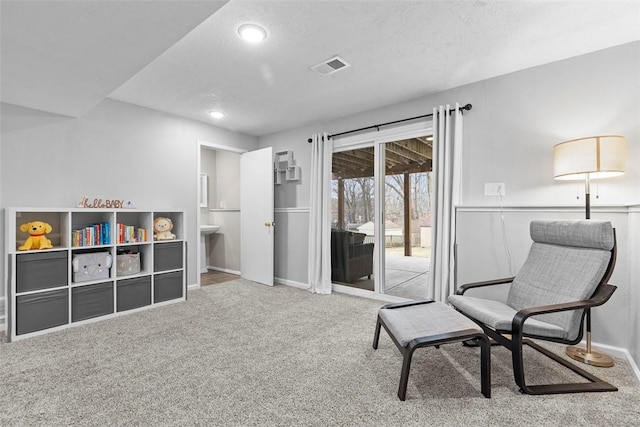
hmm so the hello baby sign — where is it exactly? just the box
[77,196,135,209]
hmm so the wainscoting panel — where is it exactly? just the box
[274,208,310,286]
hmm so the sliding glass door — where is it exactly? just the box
[330,123,432,299]
[331,146,375,292]
[381,139,432,299]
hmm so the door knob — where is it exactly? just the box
[264,221,275,227]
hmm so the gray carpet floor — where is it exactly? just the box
[1,280,639,426]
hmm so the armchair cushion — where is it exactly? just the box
[447,294,566,339]
[529,219,614,250]
[506,221,613,337]
[378,301,484,347]
[507,243,610,337]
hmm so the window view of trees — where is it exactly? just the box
[332,174,431,225]
[331,173,431,247]
[384,173,431,223]
[332,177,374,227]
[331,137,433,256]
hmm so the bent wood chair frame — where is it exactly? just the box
[455,232,618,395]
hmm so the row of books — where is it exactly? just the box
[117,223,147,244]
[71,222,111,247]
[71,223,147,247]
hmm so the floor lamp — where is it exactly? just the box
[553,135,627,367]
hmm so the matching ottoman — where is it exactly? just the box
[373,300,491,400]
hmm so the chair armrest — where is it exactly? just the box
[456,277,515,295]
[512,284,617,334]
[380,299,434,310]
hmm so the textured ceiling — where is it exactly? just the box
[2,1,639,136]
[0,1,228,117]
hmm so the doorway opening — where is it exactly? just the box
[197,141,245,288]
[197,141,274,288]
[330,127,432,300]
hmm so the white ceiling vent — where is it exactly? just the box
[310,56,350,75]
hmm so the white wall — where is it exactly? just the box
[259,42,640,361]
[213,150,241,209]
[1,98,258,311]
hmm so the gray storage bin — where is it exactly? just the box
[16,251,68,293]
[72,282,114,322]
[154,271,183,303]
[153,242,183,272]
[117,276,151,312]
[16,289,69,335]
[72,251,112,283]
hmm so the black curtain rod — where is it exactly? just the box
[307,103,472,143]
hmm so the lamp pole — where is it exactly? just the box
[554,135,626,368]
[565,172,614,367]
[585,173,591,219]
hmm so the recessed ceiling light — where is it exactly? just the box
[208,110,225,119]
[238,23,267,43]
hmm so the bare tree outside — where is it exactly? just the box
[332,173,431,231]
[331,137,433,256]
[385,173,431,221]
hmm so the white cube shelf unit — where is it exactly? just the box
[4,207,186,341]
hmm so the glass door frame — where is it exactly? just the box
[331,120,432,298]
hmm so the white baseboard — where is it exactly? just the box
[206,266,240,276]
[584,340,627,360]
[275,277,309,290]
[581,340,640,388]
[625,349,640,389]
[332,283,409,303]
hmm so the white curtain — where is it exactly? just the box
[308,132,333,294]
[428,103,464,302]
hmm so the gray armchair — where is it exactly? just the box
[448,220,618,395]
[331,229,374,283]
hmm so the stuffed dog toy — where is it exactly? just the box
[19,221,54,250]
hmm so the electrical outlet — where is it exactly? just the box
[484,182,505,196]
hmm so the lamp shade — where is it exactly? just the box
[553,135,626,180]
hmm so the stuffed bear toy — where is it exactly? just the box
[18,221,54,250]
[153,217,176,241]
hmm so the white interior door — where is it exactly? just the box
[240,147,274,285]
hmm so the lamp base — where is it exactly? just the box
[566,346,615,367]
